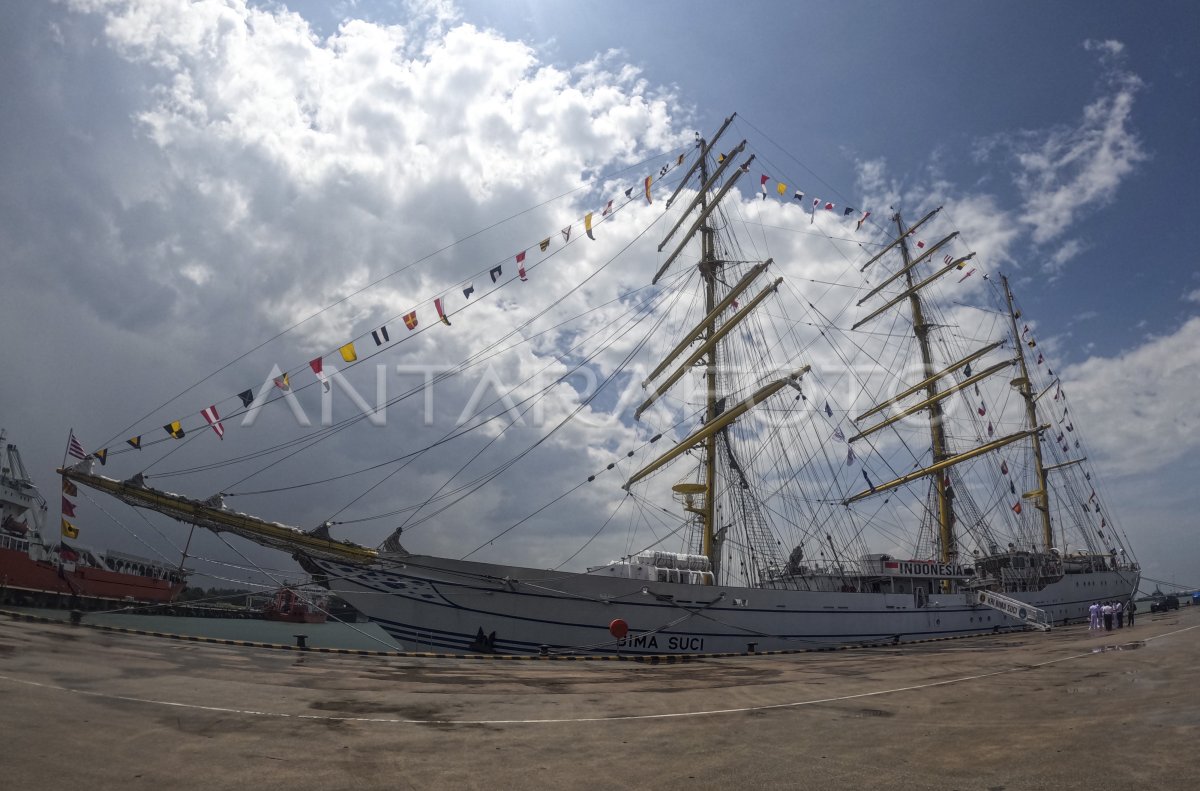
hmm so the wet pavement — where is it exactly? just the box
[1,608,1197,790]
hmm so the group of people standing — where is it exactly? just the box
[1089,599,1135,631]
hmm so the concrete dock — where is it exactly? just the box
[1,608,1197,790]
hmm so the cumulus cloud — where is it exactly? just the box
[1061,317,1200,477]
[1010,40,1147,245]
[1082,38,1125,59]
[0,0,697,575]
[1044,238,1088,277]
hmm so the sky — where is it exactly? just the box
[1,0,1197,594]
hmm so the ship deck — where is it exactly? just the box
[1,606,1196,790]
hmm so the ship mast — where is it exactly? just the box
[893,213,956,563]
[629,115,797,584]
[697,137,721,575]
[1002,276,1054,552]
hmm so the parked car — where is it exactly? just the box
[1150,595,1180,613]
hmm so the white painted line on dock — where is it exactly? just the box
[2,623,1195,726]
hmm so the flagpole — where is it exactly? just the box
[62,427,73,469]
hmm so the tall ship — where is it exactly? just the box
[1,430,186,605]
[60,115,1138,654]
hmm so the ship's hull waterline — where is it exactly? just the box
[306,554,1139,655]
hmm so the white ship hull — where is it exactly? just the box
[309,554,1140,655]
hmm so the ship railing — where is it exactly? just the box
[1,533,30,552]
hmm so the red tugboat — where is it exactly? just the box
[0,430,186,606]
[261,586,328,623]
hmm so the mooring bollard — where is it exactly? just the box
[294,634,308,649]
[69,609,83,626]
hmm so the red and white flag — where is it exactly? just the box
[67,431,87,460]
[201,405,225,440]
[435,297,451,326]
[309,357,330,392]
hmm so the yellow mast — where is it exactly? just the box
[627,368,810,488]
[893,213,957,563]
[58,467,377,563]
[698,139,721,576]
[1003,276,1054,551]
[635,276,783,419]
[844,426,1048,504]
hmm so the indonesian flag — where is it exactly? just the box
[824,201,835,211]
[201,405,225,439]
[760,174,769,199]
[856,210,871,231]
[516,251,527,281]
[309,358,329,392]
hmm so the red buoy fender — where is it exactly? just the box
[609,618,629,639]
